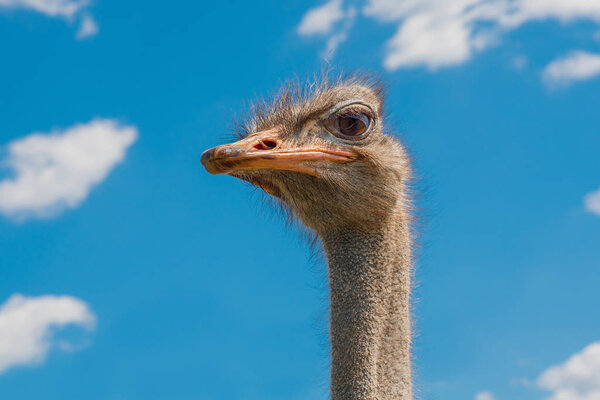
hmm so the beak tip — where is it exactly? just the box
[201,147,223,174]
[200,148,215,166]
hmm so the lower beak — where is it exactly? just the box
[201,129,355,176]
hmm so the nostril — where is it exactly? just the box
[263,140,277,149]
[253,139,278,151]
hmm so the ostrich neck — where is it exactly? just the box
[321,213,412,400]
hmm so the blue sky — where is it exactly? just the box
[0,1,599,399]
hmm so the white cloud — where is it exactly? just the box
[0,0,86,18]
[542,51,600,87]
[0,119,137,220]
[298,0,357,58]
[382,9,474,70]
[364,0,485,70]
[75,13,98,40]
[537,342,600,400]
[475,391,495,400]
[323,6,356,59]
[298,0,346,36]
[584,187,600,215]
[512,55,529,71]
[512,0,600,23]
[0,294,96,375]
[0,0,98,39]
[323,30,349,59]
[298,0,600,71]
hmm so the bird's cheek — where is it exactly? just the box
[257,180,281,197]
[236,174,282,198]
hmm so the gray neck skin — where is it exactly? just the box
[321,214,412,400]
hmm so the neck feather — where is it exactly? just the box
[321,209,412,400]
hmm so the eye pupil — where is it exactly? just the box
[337,115,368,137]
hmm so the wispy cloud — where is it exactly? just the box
[75,13,98,40]
[0,0,99,39]
[298,0,346,36]
[511,55,529,71]
[0,119,137,220]
[297,0,357,59]
[542,51,600,88]
[474,391,495,400]
[298,0,600,73]
[537,342,600,400]
[0,0,86,18]
[584,187,600,216]
[0,294,96,375]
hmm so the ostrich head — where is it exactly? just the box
[201,76,410,234]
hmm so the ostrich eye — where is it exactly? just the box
[333,112,370,138]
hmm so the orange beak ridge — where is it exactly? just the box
[201,128,355,177]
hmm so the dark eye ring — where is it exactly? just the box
[333,112,370,138]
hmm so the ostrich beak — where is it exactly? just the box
[201,128,355,177]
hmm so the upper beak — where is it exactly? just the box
[201,128,355,176]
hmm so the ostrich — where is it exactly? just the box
[201,75,414,400]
